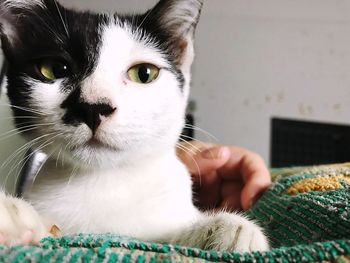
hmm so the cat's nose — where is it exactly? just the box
[79,103,116,133]
[80,103,116,133]
[63,102,116,134]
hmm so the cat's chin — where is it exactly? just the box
[68,148,122,169]
[82,137,120,152]
[55,138,124,169]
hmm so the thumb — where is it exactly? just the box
[188,146,231,175]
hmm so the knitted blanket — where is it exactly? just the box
[1,164,350,262]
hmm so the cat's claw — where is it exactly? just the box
[0,193,51,246]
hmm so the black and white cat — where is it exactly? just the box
[0,0,269,252]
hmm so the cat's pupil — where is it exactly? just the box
[53,63,69,78]
[138,65,151,83]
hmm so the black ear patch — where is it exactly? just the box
[137,0,203,65]
[1,1,53,53]
[150,0,203,36]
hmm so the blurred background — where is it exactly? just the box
[2,0,350,192]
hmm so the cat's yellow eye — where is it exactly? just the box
[37,60,70,81]
[127,63,160,84]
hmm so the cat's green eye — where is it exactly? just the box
[127,63,160,84]
[37,60,70,81]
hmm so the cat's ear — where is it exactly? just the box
[149,0,203,68]
[0,0,46,46]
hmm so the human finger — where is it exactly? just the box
[186,146,231,176]
[239,153,271,210]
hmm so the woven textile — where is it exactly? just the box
[1,235,349,263]
[248,164,350,247]
[1,164,350,262]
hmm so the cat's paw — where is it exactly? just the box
[207,213,269,252]
[173,212,269,252]
[0,193,52,246]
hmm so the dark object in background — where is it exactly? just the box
[0,60,7,96]
[181,100,196,141]
[271,117,350,167]
[181,114,195,141]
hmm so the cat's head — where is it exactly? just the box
[0,0,203,168]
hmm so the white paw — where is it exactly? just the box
[0,193,52,246]
[171,212,269,252]
[209,213,269,252]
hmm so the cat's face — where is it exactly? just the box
[0,0,202,168]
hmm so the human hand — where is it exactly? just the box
[177,141,271,211]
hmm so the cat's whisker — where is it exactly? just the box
[53,0,69,37]
[3,142,45,182]
[11,146,46,191]
[175,143,197,160]
[0,125,33,138]
[179,137,202,154]
[178,138,204,158]
[1,132,58,176]
[0,116,39,121]
[136,2,158,33]
[2,142,34,189]
[28,133,64,186]
[2,120,40,128]
[183,124,219,142]
[179,134,195,141]
[55,136,71,167]
[0,122,55,141]
[0,103,46,116]
[30,150,51,187]
[175,143,202,186]
[4,133,59,190]
[1,132,56,170]
[179,135,217,158]
[67,164,79,187]
[61,140,74,166]
[8,134,56,174]
[1,141,31,171]
[179,135,219,159]
[34,14,66,44]
[179,134,209,147]
[55,145,64,168]
[2,122,55,132]
[0,127,43,142]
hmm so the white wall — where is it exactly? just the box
[1,0,350,190]
[191,0,350,163]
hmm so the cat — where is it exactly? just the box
[0,0,269,252]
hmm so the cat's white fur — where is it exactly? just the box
[0,1,269,252]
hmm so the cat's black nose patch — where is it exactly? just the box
[61,89,116,133]
[63,102,116,133]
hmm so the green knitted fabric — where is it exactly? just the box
[1,235,350,263]
[248,164,350,247]
[1,164,350,262]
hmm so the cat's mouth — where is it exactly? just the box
[83,137,118,151]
